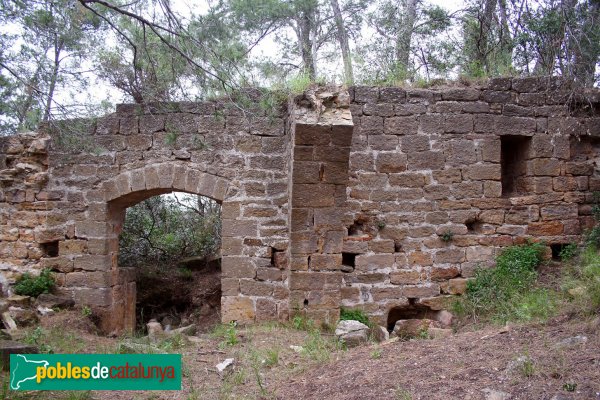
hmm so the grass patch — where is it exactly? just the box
[212,322,239,348]
[454,242,558,324]
[562,245,600,315]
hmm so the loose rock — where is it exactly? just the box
[335,320,369,347]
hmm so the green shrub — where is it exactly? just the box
[457,242,554,324]
[562,245,600,314]
[14,269,55,297]
[339,308,372,327]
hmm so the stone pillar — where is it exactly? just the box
[288,87,354,325]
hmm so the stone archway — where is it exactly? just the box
[85,162,231,333]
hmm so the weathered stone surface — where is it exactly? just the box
[335,320,369,347]
[0,340,38,370]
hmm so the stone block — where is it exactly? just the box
[390,270,422,284]
[434,248,466,264]
[401,135,430,153]
[73,255,112,271]
[384,116,418,135]
[290,231,318,254]
[527,221,564,236]
[222,296,255,324]
[402,284,440,298]
[222,257,256,279]
[407,151,445,170]
[292,184,335,207]
[463,164,501,181]
[447,278,468,295]
[376,153,407,173]
[355,254,395,272]
[529,158,561,176]
[309,254,342,271]
[408,251,433,266]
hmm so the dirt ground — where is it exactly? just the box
[3,309,599,400]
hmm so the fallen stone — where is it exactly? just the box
[146,319,164,340]
[393,319,441,339]
[8,307,38,327]
[435,310,453,328]
[340,265,354,273]
[0,340,37,370]
[335,320,369,347]
[428,327,453,339]
[7,295,31,307]
[1,312,17,330]
[369,325,389,343]
[550,394,574,400]
[567,286,585,297]
[36,306,55,316]
[556,335,587,348]
[216,358,235,376]
[35,293,75,309]
[289,345,303,353]
[482,388,511,400]
[167,324,197,336]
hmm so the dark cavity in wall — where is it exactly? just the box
[40,241,59,257]
[501,135,531,197]
[341,252,356,272]
[386,302,437,332]
[550,243,569,260]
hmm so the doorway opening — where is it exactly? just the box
[118,192,222,334]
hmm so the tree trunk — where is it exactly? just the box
[43,39,64,122]
[329,0,353,84]
[297,8,316,80]
[478,0,498,74]
[395,0,418,77]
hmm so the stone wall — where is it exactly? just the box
[337,77,600,326]
[1,78,599,332]
[1,100,291,333]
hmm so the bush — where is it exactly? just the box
[562,245,600,314]
[340,308,372,327]
[456,242,555,324]
[14,269,54,297]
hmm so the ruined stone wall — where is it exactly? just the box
[0,100,291,333]
[336,77,600,326]
[2,78,600,332]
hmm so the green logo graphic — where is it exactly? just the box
[10,354,181,391]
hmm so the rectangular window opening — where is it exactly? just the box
[501,136,531,197]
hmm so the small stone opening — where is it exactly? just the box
[465,218,483,233]
[117,192,222,333]
[501,135,531,197]
[303,299,309,307]
[40,241,59,258]
[341,252,357,272]
[387,303,436,332]
[550,243,569,260]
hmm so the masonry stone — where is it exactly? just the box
[1,81,598,333]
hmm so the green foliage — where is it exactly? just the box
[14,268,55,297]
[24,327,54,354]
[300,329,342,362]
[339,308,372,327]
[213,322,239,348]
[563,382,577,392]
[371,347,382,359]
[562,245,600,314]
[291,314,316,331]
[559,243,578,261]
[81,305,92,318]
[164,131,179,146]
[439,230,454,242]
[456,242,556,324]
[119,193,221,268]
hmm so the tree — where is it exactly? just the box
[330,0,354,83]
[360,0,453,82]
[0,0,103,135]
